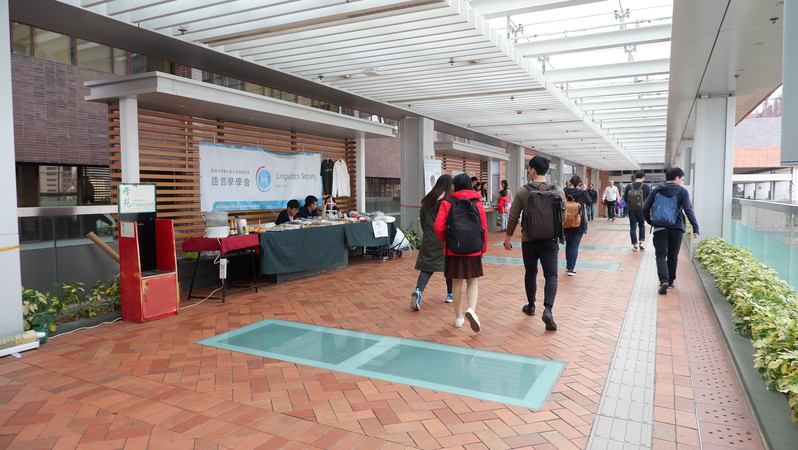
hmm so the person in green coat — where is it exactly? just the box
[411,174,454,311]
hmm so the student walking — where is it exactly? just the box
[586,183,597,221]
[643,167,700,294]
[434,173,488,331]
[603,181,620,221]
[563,175,592,276]
[624,170,652,251]
[411,175,454,310]
[504,156,565,331]
[498,189,511,232]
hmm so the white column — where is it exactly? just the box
[507,144,525,190]
[693,96,735,241]
[355,135,366,212]
[119,96,140,183]
[399,117,435,230]
[0,9,24,335]
[782,0,798,164]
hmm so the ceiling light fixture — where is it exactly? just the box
[362,68,382,76]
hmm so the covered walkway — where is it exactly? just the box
[0,221,764,449]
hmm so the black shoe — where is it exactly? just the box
[542,308,557,330]
[658,282,668,294]
[522,304,536,316]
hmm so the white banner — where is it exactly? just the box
[200,143,321,212]
[423,159,442,195]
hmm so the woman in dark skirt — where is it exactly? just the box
[434,173,488,332]
[410,174,454,311]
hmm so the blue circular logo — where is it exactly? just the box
[256,166,271,192]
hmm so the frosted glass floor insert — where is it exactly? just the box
[197,319,565,409]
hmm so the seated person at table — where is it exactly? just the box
[321,195,339,218]
[297,195,319,218]
[275,199,300,225]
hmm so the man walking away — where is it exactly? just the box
[602,181,620,221]
[643,167,699,294]
[624,171,651,251]
[586,183,597,221]
[504,156,565,331]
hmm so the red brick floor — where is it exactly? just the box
[0,219,763,449]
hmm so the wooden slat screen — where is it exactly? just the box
[437,156,488,182]
[108,105,357,251]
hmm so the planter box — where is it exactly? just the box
[692,258,798,448]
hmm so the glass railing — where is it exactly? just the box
[17,205,118,292]
[731,198,798,287]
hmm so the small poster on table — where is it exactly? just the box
[372,220,388,238]
[118,184,156,214]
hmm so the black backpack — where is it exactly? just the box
[522,183,565,244]
[627,182,644,211]
[444,198,484,255]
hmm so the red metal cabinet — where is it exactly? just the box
[119,219,178,322]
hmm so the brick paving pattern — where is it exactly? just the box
[0,218,763,448]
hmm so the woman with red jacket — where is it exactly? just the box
[434,173,489,332]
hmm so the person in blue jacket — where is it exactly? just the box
[643,167,700,294]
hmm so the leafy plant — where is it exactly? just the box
[21,275,122,332]
[22,287,64,333]
[696,237,798,423]
[403,218,421,250]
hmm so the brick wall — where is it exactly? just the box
[11,54,117,166]
[365,136,401,178]
[734,146,781,168]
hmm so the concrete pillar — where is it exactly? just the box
[552,156,565,186]
[0,8,24,335]
[119,96,140,183]
[399,117,435,230]
[782,0,798,164]
[693,96,735,242]
[355,135,365,212]
[507,144,525,192]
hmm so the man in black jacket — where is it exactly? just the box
[643,167,700,294]
[624,171,652,251]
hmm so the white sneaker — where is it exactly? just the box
[631,245,639,252]
[639,241,645,249]
[465,308,481,332]
[454,317,465,328]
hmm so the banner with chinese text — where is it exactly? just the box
[199,143,321,212]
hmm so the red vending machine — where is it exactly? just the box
[118,184,178,322]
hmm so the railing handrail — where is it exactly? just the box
[17,205,117,218]
[732,198,798,214]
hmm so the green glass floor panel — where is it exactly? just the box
[483,255,620,272]
[197,319,565,410]
[498,242,631,252]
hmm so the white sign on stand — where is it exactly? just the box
[118,184,156,214]
[424,159,442,195]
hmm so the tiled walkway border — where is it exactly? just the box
[586,242,658,448]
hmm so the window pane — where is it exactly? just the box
[11,22,31,55]
[112,48,128,75]
[39,165,77,206]
[33,29,71,64]
[244,82,264,95]
[130,53,144,74]
[75,39,111,72]
[145,55,170,73]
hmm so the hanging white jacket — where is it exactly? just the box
[332,159,351,197]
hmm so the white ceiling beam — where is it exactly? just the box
[579,97,668,111]
[545,59,670,83]
[469,0,603,19]
[588,109,668,120]
[563,81,669,98]
[517,23,671,57]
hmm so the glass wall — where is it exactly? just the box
[731,198,798,288]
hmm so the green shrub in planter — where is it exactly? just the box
[696,237,798,423]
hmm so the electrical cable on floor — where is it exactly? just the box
[48,316,123,339]
[179,285,224,310]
